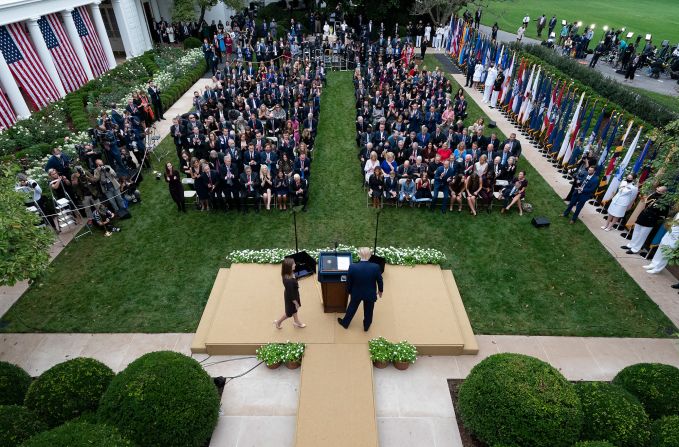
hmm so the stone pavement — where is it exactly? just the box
[435,56,679,329]
[476,24,678,97]
[2,332,678,447]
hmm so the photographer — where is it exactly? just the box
[77,142,101,171]
[44,146,72,178]
[71,165,100,222]
[93,159,126,212]
[92,204,121,237]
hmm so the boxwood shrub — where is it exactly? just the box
[613,363,679,419]
[458,353,583,447]
[574,442,616,447]
[98,351,220,447]
[0,361,32,405]
[651,415,679,447]
[24,358,114,427]
[575,381,651,447]
[184,36,202,49]
[20,421,133,447]
[0,405,47,447]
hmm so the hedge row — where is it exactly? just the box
[458,354,679,447]
[159,58,208,109]
[516,44,678,128]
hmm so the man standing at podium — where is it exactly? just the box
[337,248,384,332]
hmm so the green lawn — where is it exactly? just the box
[1,69,675,338]
[630,87,679,114]
[481,0,679,45]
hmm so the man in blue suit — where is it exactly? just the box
[338,247,384,332]
[430,159,453,213]
[563,165,599,223]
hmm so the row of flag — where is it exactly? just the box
[443,16,656,204]
[0,6,109,130]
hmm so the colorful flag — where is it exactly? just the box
[631,138,652,175]
[73,6,109,77]
[559,92,586,164]
[0,87,17,129]
[0,23,60,109]
[39,14,88,93]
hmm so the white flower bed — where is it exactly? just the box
[227,245,446,266]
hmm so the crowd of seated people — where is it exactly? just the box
[165,55,324,213]
[354,56,528,215]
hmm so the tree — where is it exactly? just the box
[410,0,486,26]
[173,0,245,25]
[0,166,54,286]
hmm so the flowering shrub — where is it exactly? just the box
[227,246,446,266]
[256,343,287,366]
[282,342,305,363]
[390,340,418,363]
[368,337,393,363]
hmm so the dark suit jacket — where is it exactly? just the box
[346,260,383,302]
[502,139,522,158]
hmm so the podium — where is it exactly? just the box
[317,251,352,313]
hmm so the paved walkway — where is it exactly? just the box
[477,24,679,97]
[433,53,679,329]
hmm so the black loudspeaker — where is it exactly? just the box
[488,120,497,128]
[369,254,386,273]
[531,216,550,228]
[285,251,317,279]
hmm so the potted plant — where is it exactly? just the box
[368,337,393,368]
[391,341,418,370]
[256,343,285,369]
[283,342,305,369]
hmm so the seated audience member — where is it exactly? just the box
[380,151,398,175]
[475,154,489,177]
[239,165,261,213]
[431,159,453,213]
[260,165,273,211]
[294,153,311,180]
[501,171,528,215]
[220,154,239,211]
[416,171,433,202]
[197,163,219,211]
[399,176,416,206]
[274,170,289,210]
[502,133,522,159]
[384,170,399,203]
[289,173,309,211]
[368,166,385,208]
[479,171,495,212]
[364,151,380,183]
[449,174,465,212]
[502,156,517,180]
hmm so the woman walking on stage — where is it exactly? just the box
[274,258,306,329]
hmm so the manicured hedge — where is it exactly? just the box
[0,405,47,447]
[24,358,114,427]
[20,421,133,447]
[184,36,202,49]
[0,361,32,406]
[458,353,583,447]
[98,351,219,447]
[651,415,679,447]
[575,381,651,447]
[518,44,678,128]
[573,442,616,447]
[613,363,679,419]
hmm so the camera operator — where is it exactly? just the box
[92,204,121,237]
[15,173,52,227]
[70,165,100,222]
[44,146,72,178]
[94,124,126,174]
[93,159,126,212]
[77,141,101,171]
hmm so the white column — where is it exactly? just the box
[111,0,136,58]
[149,0,161,21]
[61,8,94,80]
[89,1,117,69]
[0,50,31,118]
[134,0,152,51]
[26,17,66,97]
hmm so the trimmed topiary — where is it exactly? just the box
[20,421,132,447]
[0,361,32,405]
[574,442,616,447]
[613,363,679,419]
[98,351,219,447]
[651,415,679,447]
[458,353,583,447]
[575,381,651,447]
[0,405,47,447]
[24,358,114,427]
[183,36,202,49]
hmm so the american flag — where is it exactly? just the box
[73,6,109,77]
[0,23,60,109]
[40,14,88,93]
[0,87,17,129]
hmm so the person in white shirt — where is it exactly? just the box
[601,174,638,231]
[644,212,679,274]
[482,63,498,103]
[522,15,530,27]
[442,23,451,49]
[517,25,526,42]
[434,25,444,49]
[424,24,432,46]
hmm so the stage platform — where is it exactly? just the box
[191,263,478,356]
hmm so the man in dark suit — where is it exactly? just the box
[147,81,164,121]
[338,247,384,332]
[220,154,239,211]
[430,159,454,213]
[563,166,599,223]
[239,165,260,213]
[502,133,522,159]
[170,117,185,159]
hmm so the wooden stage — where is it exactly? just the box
[191,264,478,356]
[191,263,477,447]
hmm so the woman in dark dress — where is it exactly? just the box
[274,258,306,329]
[165,162,185,212]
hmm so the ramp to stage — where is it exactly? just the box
[294,344,378,447]
[192,263,477,356]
